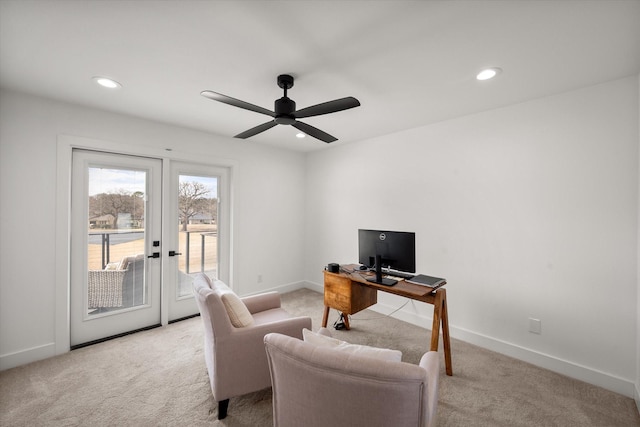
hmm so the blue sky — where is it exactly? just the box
[88,168,218,198]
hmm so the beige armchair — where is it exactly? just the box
[264,329,440,427]
[193,273,311,420]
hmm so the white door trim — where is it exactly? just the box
[55,134,237,355]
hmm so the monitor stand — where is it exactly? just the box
[366,254,397,286]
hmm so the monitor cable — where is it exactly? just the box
[348,300,410,322]
[332,301,410,329]
[333,313,347,330]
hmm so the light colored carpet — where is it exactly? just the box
[1,288,638,426]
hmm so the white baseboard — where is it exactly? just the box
[0,342,56,371]
[300,281,324,294]
[359,297,636,399]
[246,280,317,297]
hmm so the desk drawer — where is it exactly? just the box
[324,272,376,314]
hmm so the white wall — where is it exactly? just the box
[305,76,639,397]
[2,76,639,402]
[0,90,307,368]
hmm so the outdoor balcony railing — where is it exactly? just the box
[88,230,217,273]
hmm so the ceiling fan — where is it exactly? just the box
[201,74,360,143]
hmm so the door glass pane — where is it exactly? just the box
[177,175,218,297]
[87,167,147,315]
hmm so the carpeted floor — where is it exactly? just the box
[1,288,638,426]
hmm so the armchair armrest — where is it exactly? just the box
[419,351,440,427]
[419,351,439,374]
[241,292,281,314]
[219,316,312,363]
[230,316,311,341]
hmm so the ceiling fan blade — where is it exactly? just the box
[201,90,275,117]
[234,120,277,139]
[293,96,360,119]
[292,121,338,143]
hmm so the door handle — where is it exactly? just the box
[168,251,182,257]
[147,252,160,259]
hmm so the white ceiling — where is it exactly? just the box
[1,0,639,152]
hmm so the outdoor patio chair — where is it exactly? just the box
[88,254,144,309]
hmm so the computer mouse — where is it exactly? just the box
[359,265,368,270]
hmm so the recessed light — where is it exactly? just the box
[92,76,122,89]
[296,132,306,139]
[476,67,502,81]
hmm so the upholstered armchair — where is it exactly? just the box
[264,328,440,427]
[192,273,311,420]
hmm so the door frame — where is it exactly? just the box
[55,134,236,355]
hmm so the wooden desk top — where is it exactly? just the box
[325,264,446,304]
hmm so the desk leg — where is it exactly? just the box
[430,289,453,376]
[322,306,330,328]
[342,313,350,330]
[430,291,442,352]
[440,289,453,376]
[321,307,351,330]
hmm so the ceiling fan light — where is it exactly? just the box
[476,67,502,81]
[93,76,122,89]
[296,132,306,138]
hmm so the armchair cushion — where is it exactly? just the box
[118,255,133,270]
[104,261,120,270]
[220,292,254,328]
[302,328,402,362]
[209,279,254,328]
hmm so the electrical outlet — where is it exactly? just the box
[529,318,542,334]
[257,274,263,283]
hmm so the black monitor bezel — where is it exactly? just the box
[358,229,416,274]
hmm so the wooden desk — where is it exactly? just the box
[322,265,452,376]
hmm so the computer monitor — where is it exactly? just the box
[358,229,416,285]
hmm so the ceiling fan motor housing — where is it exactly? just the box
[274,97,296,125]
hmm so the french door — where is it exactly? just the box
[70,150,230,346]
[165,161,228,321]
[70,150,162,346]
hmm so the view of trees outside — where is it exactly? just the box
[87,168,146,270]
[178,175,218,282]
[89,190,145,229]
[178,180,218,231]
[86,168,218,281]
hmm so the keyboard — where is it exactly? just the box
[384,271,415,280]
